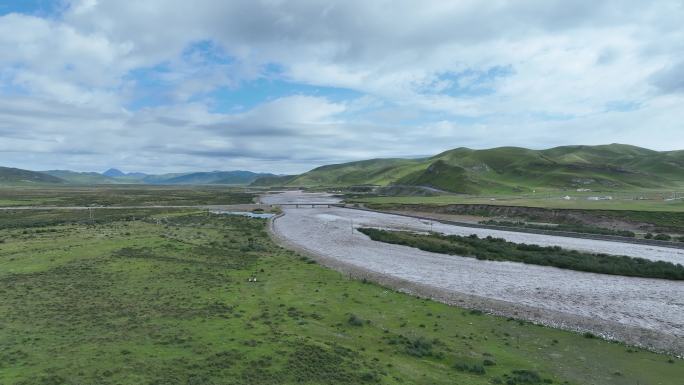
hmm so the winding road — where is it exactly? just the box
[264,191,684,354]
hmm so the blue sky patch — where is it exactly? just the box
[0,0,64,17]
[424,65,514,97]
[605,100,641,112]
[208,79,363,113]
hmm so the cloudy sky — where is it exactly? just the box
[1,0,683,173]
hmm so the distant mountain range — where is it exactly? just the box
[102,168,127,178]
[158,171,273,185]
[249,144,684,193]
[0,167,277,186]
[3,144,684,192]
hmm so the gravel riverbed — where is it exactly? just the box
[264,192,684,353]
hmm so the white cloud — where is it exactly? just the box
[0,0,683,173]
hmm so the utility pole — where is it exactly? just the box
[88,207,94,223]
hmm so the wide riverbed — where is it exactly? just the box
[265,191,684,353]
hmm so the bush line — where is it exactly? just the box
[358,228,684,280]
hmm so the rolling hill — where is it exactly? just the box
[0,167,65,185]
[282,158,426,187]
[147,171,276,185]
[6,144,684,191]
[38,169,277,186]
[2,168,277,186]
[249,174,297,187]
[252,144,684,193]
[43,170,127,184]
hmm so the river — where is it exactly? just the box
[264,191,684,353]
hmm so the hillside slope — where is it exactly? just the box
[0,167,65,185]
[159,171,276,185]
[44,170,126,184]
[284,144,684,193]
[287,158,425,187]
[250,174,297,187]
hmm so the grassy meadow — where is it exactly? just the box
[0,186,255,207]
[0,208,682,385]
[352,190,684,212]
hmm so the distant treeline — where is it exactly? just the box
[358,228,684,280]
[479,220,636,238]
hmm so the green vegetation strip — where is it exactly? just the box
[1,210,682,384]
[480,220,637,238]
[0,185,255,207]
[364,202,684,232]
[358,228,684,280]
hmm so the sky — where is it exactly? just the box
[0,0,683,174]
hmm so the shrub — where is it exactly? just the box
[405,337,433,357]
[454,361,486,375]
[358,228,684,280]
[480,220,635,237]
[645,233,654,239]
[360,372,379,382]
[654,233,672,241]
[502,370,545,384]
[34,375,67,385]
[483,359,497,366]
[347,314,364,326]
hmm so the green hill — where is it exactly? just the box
[157,171,275,185]
[250,174,297,187]
[43,169,280,186]
[286,158,426,187]
[396,160,479,194]
[284,144,684,193]
[43,170,126,184]
[0,167,65,185]
[6,144,684,191]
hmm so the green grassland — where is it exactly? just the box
[41,170,130,185]
[0,186,255,207]
[1,209,682,384]
[358,199,684,235]
[267,144,684,195]
[354,191,684,212]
